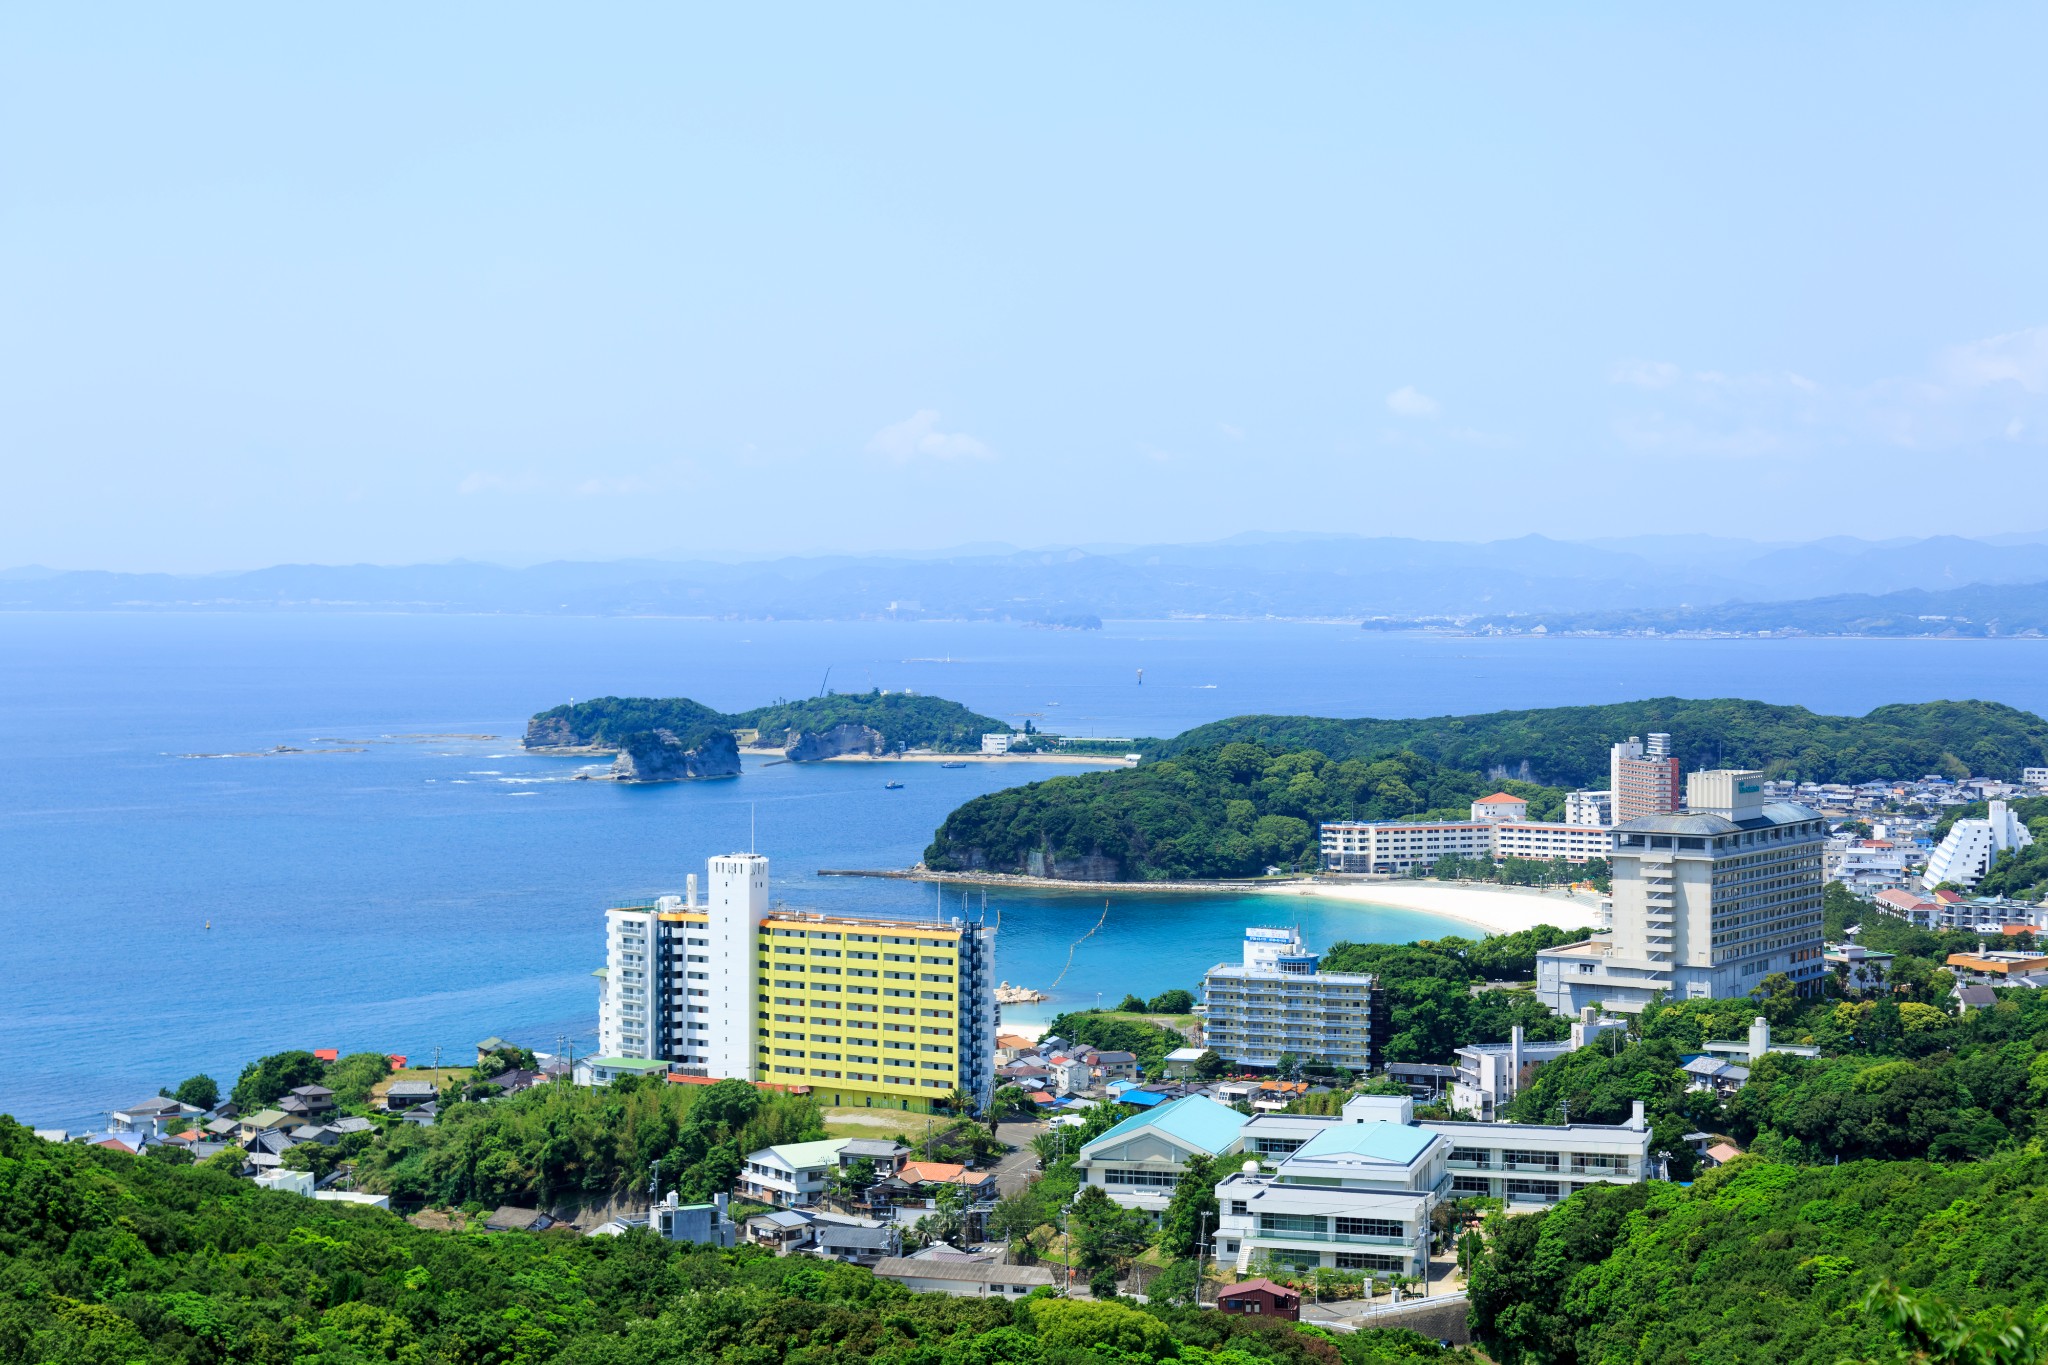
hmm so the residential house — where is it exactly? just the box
[814,1222,900,1266]
[483,1206,554,1233]
[255,1168,316,1196]
[739,1138,850,1208]
[838,1138,910,1178]
[1680,1056,1751,1097]
[281,1085,336,1118]
[1384,1063,1457,1102]
[653,1190,737,1247]
[381,1081,438,1112]
[1163,1047,1211,1079]
[872,1258,1056,1299]
[895,1161,998,1201]
[112,1097,204,1136]
[1089,1050,1140,1082]
[1217,1279,1300,1321]
[746,1209,815,1252]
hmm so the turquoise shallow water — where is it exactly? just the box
[5,613,2046,1127]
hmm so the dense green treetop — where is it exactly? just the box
[1320,928,1582,1064]
[925,744,1564,879]
[1468,1151,2048,1365]
[1148,698,2048,786]
[734,691,1006,752]
[529,690,1006,753]
[0,1116,1452,1365]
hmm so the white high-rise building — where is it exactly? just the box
[1536,770,1827,1013]
[1925,801,2035,890]
[595,854,997,1113]
[1202,927,1380,1071]
[1565,790,1614,828]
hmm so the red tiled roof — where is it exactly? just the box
[387,1055,407,1070]
[314,1049,339,1062]
[1474,792,1526,805]
[1220,1278,1300,1302]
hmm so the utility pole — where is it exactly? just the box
[1196,1209,1211,1306]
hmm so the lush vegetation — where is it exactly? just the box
[1412,852,1609,893]
[0,1118,1469,1365]
[1467,1151,2048,1364]
[353,1075,824,1210]
[1042,1012,1195,1071]
[1148,698,2048,786]
[1320,928,1583,1065]
[526,695,733,749]
[925,744,1564,879]
[528,691,1006,756]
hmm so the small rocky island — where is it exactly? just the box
[525,690,1007,783]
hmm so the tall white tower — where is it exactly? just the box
[705,853,770,1080]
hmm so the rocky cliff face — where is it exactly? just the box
[610,729,742,783]
[786,723,885,762]
[524,715,584,749]
[935,844,1125,880]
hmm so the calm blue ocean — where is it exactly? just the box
[5,613,2046,1129]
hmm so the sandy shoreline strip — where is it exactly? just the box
[1249,880,1601,936]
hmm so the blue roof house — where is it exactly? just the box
[1073,1095,1250,1216]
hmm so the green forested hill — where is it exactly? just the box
[0,1117,1444,1365]
[1148,698,2048,786]
[734,692,1004,752]
[923,744,1565,879]
[1469,1152,2048,1365]
[526,690,1005,755]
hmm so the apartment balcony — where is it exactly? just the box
[1251,1227,1416,1248]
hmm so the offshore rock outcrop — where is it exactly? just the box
[786,723,886,762]
[609,729,741,783]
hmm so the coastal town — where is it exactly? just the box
[33,716,2048,1353]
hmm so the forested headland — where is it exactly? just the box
[525,691,1007,758]
[1148,698,2048,787]
[923,745,1565,879]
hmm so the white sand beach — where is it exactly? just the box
[1248,880,1602,937]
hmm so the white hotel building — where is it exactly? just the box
[1201,927,1379,1072]
[1076,1092,1651,1278]
[1319,793,1615,874]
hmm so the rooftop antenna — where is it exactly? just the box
[750,803,757,853]
[818,666,832,698]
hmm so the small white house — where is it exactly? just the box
[739,1138,851,1208]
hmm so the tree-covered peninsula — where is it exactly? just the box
[1147,697,2048,787]
[525,690,1007,765]
[923,744,1564,879]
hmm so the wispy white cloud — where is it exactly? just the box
[1385,386,1438,418]
[866,410,994,463]
[1607,326,2048,458]
[458,471,546,495]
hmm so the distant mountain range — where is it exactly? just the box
[8,532,2048,628]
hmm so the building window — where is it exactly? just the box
[1335,1217,1404,1239]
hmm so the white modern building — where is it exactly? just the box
[595,854,998,1113]
[1208,1093,1651,1277]
[1449,1025,1577,1119]
[1535,770,1827,1014]
[1566,790,1614,828]
[1925,801,2034,890]
[1201,928,1379,1071]
[980,733,1013,755]
[1319,813,1613,874]
[739,1138,850,1208]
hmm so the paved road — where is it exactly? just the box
[992,1119,1048,1197]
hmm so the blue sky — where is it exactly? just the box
[4,5,2046,570]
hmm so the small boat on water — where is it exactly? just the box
[939,761,967,768]
[884,780,905,789]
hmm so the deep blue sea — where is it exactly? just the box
[6,613,2047,1129]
